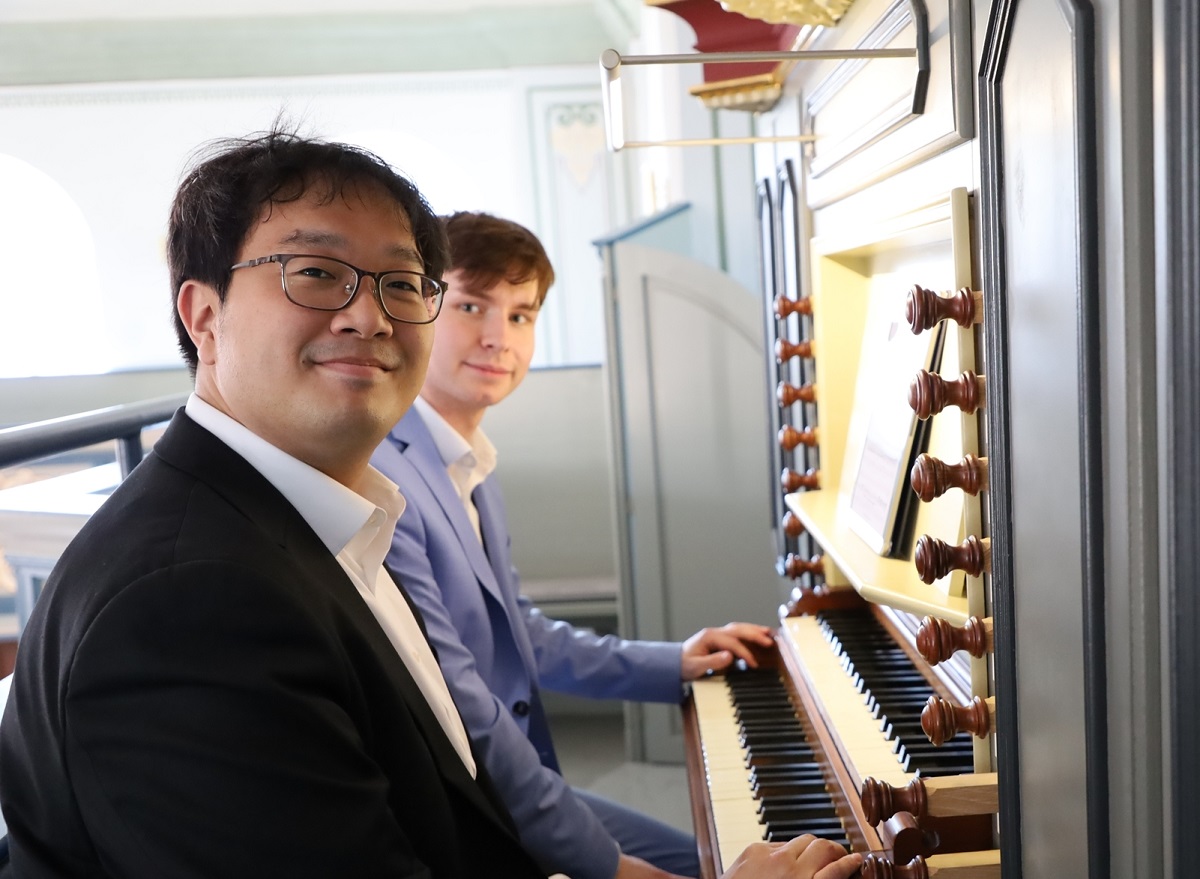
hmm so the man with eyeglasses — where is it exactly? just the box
[0,130,861,879]
[0,129,546,879]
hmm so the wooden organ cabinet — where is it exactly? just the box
[671,0,1187,877]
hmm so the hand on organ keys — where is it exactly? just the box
[720,834,863,879]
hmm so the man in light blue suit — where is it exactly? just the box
[371,212,778,879]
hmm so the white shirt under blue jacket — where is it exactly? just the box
[371,405,694,879]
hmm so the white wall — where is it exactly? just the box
[0,65,626,377]
[0,2,764,381]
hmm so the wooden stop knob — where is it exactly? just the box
[782,511,806,538]
[781,468,820,492]
[784,553,824,579]
[864,852,1001,879]
[916,615,994,664]
[921,695,995,745]
[777,381,817,406]
[779,425,818,451]
[910,453,988,502]
[861,855,929,879]
[906,284,983,334]
[914,534,990,584]
[863,773,1001,823]
[774,295,813,319]
[780,583,866,617]
[908,370,985,420]
[861,776,928,826]
[775,337,814,362]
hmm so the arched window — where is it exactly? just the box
[0,155,111,377]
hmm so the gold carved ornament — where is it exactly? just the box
[719,0,855,27]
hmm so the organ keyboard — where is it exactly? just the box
[683,593,993,879]
[689,672,840,870]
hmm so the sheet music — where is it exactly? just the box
[843,291,944,555]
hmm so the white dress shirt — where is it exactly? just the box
[412,396,497,543]
[185,394,476,777]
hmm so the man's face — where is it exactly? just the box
[178,183,434,486]
[419,268,540,435]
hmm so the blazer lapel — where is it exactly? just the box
[471,480,512,595]
[384,563,525,830]
[392,411,509,607]
[156,412,517,836]
[390,413,549,758]
[471,477,561,772]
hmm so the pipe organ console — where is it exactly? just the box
[684,221,1001,875]
[681,22,1008,861]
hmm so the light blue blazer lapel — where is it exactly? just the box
[471,478,539,667]
[395,411,508,607]
[471,479,513,598]
[472,475,562,773]
[397,411,556,769]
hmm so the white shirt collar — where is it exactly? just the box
[413,395,497,482]
[184,393,404,587]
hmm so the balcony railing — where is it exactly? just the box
[0,394,188,477]
[0,394,188,647]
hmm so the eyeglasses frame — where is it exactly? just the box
[228,253,445,325]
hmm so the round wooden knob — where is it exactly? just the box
[778,425,818,451]
[908,370,985,420]
[916,615,994,664]
[909,453,988,502]
[921,694,994,745]
[781,468,820,492]
[861,855,929,879]
[775,337,813,362]
[866,852,1002,879]
[774,295,813,319]
[913,534,990,584]
[777,381,817,406]
[905,284,983,334]
[861,776,928,826]
[782,511,806,538]
[784,553,823,579]
[881,812,930,865]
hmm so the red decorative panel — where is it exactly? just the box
[657,0,801,84]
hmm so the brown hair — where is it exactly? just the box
[442,211,555,306]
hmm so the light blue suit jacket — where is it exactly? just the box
[371,407,683,879]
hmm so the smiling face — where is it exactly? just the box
[177,183,434,487]
[419,267,540,438]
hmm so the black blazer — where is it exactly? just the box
[0,411,545,879]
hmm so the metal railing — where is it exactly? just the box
[0,394,189,478]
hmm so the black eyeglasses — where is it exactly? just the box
[229,253,445,324]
